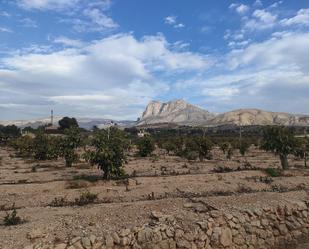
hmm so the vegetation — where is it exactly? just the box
[58,117,79,130]
[74,190,98,206]
[219,142,234,160]
[294,137,309,168]
[85,127,128,179]
[264,168,281,177]
[0,125,21,144]
[137,136,155,157]
[261,126,297,170]
[4,203,22,226]
[60,127,81,167]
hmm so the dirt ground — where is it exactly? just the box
[0,146,309,249]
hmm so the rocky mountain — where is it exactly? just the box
[138,100,309,127]
[138,99,215,126]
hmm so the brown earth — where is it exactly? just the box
[0,146,309,249]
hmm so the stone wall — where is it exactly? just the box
[25,200,309,249]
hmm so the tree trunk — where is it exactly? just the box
[279,154,289,170]
[305,152,307,168]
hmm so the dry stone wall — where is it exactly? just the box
[24,200,309,249]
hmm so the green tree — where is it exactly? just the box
[194,137,213,161]
[239,141,250,157]
[137,136,155,157]
[86,127,128,179]
[58,117,79,130]
[220,142,233,160]
[294,137,309,168]
[261,126,296,170]
[33,131,49,160]
[60,127,81,167]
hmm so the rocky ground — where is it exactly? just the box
[0,146,308,248]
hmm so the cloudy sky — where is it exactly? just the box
[0,0,309,120]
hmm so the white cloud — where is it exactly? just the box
[164,15,185,29]
[281,8,309,26]
[165,15,177,25]
[229,3,250,14]
[244,9,277,30]
[20,17,38,28]
[0,27,12,33]
[0,11,11,17]
[0,34,211,119]
[176,32,309,114]
[54,36,84,47]
[83,8,118,29]
[17,0,79,10]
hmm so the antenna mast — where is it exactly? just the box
[51,109,54,126]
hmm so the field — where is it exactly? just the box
[1,144,309,249]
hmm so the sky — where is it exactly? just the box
[0,0,309,121]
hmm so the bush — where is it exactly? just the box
[74,190,98,206]
[49,197,68,207]
[137,136,155,157]
[264,168,281,177]
[4,204,22,226]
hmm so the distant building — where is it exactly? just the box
[137,129,149,137]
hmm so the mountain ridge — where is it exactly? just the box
[137,100,309,127]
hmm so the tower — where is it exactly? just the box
[51,109,54,126]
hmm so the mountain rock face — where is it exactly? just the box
[138,99,215,125]
[138,100,309,126]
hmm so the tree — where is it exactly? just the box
[58,117,78,130]
[32,131,50,160]
[86,127,128,179]
[194,137,213,161]
[239,141,250,157]
[60,127,81,167]
[137,136,155,157]
[294,137,309,168]
[261,126,296,170]
[220,142,233,160]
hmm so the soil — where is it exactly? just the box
[0,146,309,249]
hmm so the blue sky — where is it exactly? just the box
[0,0,309,120]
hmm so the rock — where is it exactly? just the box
[81,237,91,249]
[54,244,67,249]
[89,235,96,245]
[220,227,232,247]
[70,237,81,245]
[27,229,46,240]
[112,232,120,244]
[105,234,114,247]
[119,228,131,237]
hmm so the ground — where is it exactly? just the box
[0,146,309,248]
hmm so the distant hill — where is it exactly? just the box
[137,100,309,127]
[0,117,136,130]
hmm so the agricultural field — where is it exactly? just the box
[0,128,309,248]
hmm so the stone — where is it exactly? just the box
[89,235,96,245]
[27,229,45,240]
[112,232,120,244]
[176,239,191,249]
[105,234,114,247]
[220,227,232,247]
[119,229,131,237]
[81,237,91,249]
[54,244,67,249]
[278,224,288,235]
[70,237,81,245]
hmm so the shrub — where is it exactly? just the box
[264,168,281,177]
[137,136,155,157]
[4,204,22,226]
[49,197,68,207]
[74,190,98,206]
